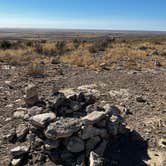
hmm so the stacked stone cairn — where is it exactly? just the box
[10,84,129,166]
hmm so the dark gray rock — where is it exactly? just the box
[69,101,82,112]
[30,113,56,128]
[94,140,108,156]
[49,93,66,111]
[66,136,85,153]
[45,118,82,139]
[86,136,101,156]
[27,106,43,116]
[79,125,107,140]
[24,84,39,106]
[76,154,85,166]
[82,111,106,125]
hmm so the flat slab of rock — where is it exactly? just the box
[30,113,56,128]
[45,118,81,139]
[10,146,29,157]
[82,111,106,125]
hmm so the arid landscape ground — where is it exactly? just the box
[0,29,166,166]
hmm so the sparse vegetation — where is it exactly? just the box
[0,36,166,71]
[0,40,12,50]
[56,41,66,55]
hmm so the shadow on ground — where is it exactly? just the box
[105,130,150,166]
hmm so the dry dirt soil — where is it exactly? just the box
[0,61,166,166]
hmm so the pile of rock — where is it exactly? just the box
[10,84,129,166]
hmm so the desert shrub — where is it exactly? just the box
[105,47,148,61]
[56,41,66,55]
[34,42,43,54]
[0,48,38,66]
[0,40,12,50]
[42,43,57,56]
[88,45,98,53]
[26,41,34,47]
[88,37,112,53]
[139,46,148,50]
[73,39,80,49]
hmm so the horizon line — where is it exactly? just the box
[0,27,166,33]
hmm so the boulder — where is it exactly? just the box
[66,136,85,153]
[69,101,82,112]
[49,93,66,111]
[82,111,106,125]
[79,125,107,140]
[27,106,43,116]
[45,118,82,139]
[30,113,56,128]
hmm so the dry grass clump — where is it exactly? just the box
[42,42,57,56]
[60,49,107,70]
[105,47,148,61]
[0,48,39,65]
[60,49,94,67]
[27,61,45,77]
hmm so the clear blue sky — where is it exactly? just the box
[0,0,165,31]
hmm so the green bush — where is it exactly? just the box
[0,40,12,50]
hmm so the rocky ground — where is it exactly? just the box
[0,61,166,166]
